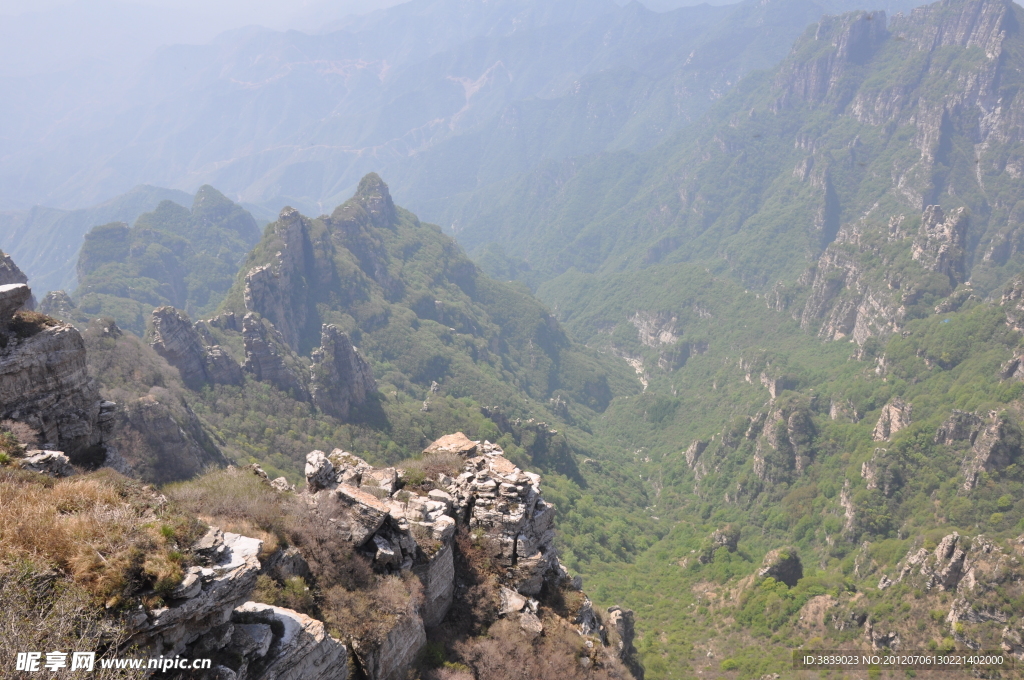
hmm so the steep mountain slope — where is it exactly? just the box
[428,1,1024,676]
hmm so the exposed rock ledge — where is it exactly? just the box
[138,434,641,680]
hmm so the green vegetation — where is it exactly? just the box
[73,186,260,333]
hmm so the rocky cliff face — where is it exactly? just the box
[310,325,375,421]
[764,0,1024,346]
[150,306,243,389]
[872,398,913,441]
[0,282,106,458]
[241,313,307,398]
[912,206,969,287]
[144,435,641,680]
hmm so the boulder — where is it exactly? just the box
[759,547,803,587]
[0,250,34,309]
[305,450,336,492]
[0,283,32,322]
[20,450,74,477]
[423,432,479,456]
[334,484,389,545]
[230,623,273,658]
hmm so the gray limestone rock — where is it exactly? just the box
[912,206,968,287]
[242,207,309,352]
[232,602,350,680]
[607,606,643,678]
[231,623,274,658]
[310,324,375,421]
[242,313,306,397]
[759,547,803,587]
[37,290,77,318]
[872,398,912,441]
[20,450,74,477]
[150,307,212,389]
[0,306,105,457]
[936,410,985,445]
[0,283,32,322]
[961,413,1021,491]
[0,250,35,310]
[333,484,389,546]
[353,611,425,680]
[305,450,336,492]
[150,307,243,388]
[135,531,263,657]
[684,440,708,468]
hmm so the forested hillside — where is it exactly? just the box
[431,0,1024,677]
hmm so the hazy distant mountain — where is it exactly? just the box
[447,0,1024,323]
[0,0,926,222]
[0,185,194,295]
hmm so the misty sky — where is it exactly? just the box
[0,0,402,29]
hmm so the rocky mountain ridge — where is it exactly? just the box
[120,434,641,680]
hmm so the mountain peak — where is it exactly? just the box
[353,173,397,228]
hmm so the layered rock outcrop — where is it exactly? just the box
[912,206,969,286]
[54,429,639,680]
[242,313,306,397]
[294,434,639,679]
[960,412,1021,491]
[0,250,35,309]
[753,402,817,481]
[242,208,310,352]
[932,409,1022,490]
[871,398,912,441]
[0,281,106,457]
[310,325,375,421]
[150,307,243,389]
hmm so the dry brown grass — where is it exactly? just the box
[7,310,60,339]
[0,563,138,678]
[0,467,202,604]
[164,467,290,558]
[399,452,464,487]
[323,572,423,646]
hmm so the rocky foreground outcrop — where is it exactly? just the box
[0,281,108,458]
[137,435,641,680]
